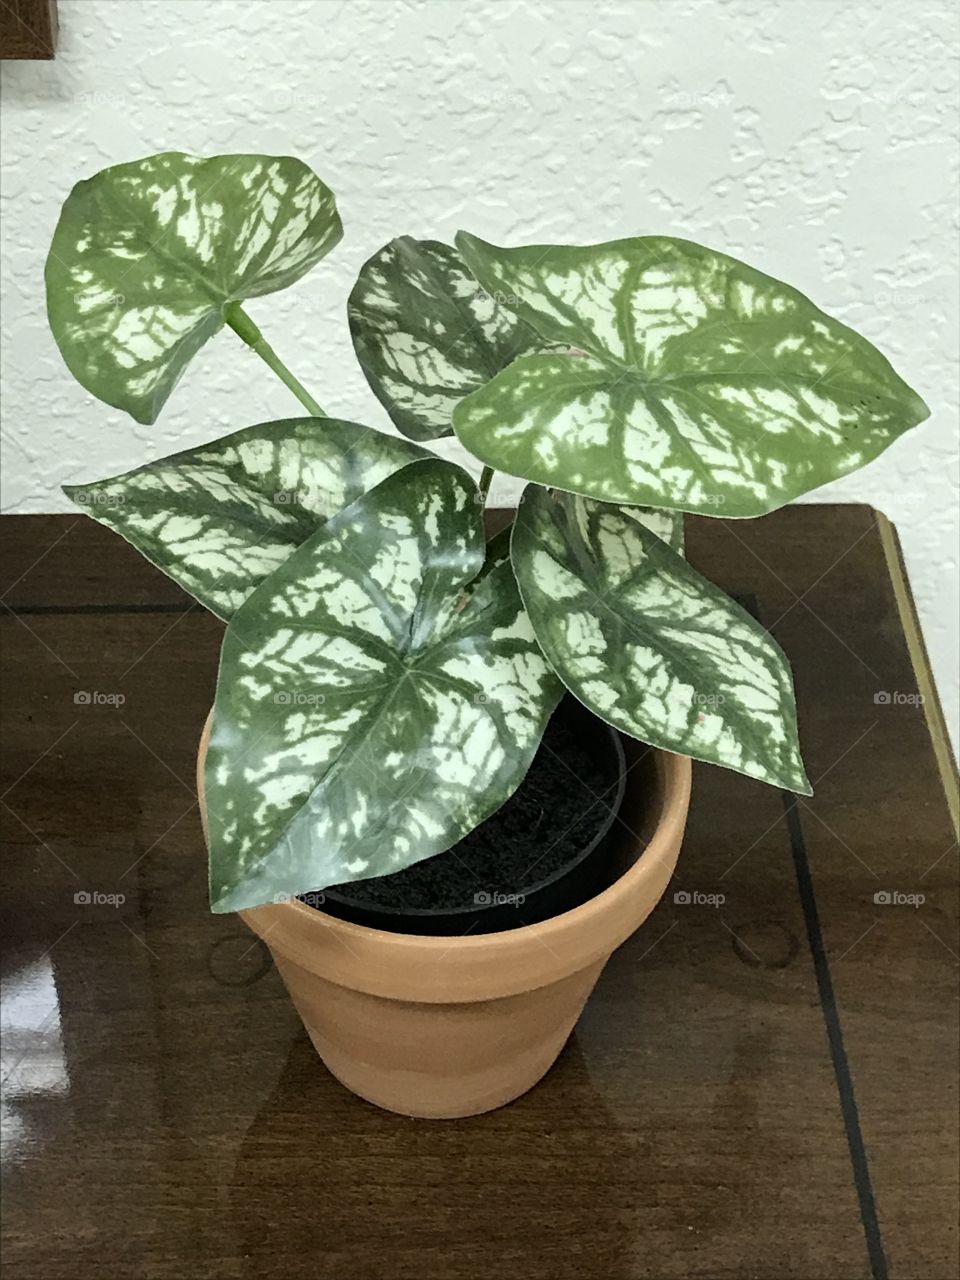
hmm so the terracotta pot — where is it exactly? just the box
[197,715,691,1119]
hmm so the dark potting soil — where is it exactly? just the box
[310,705,621,913]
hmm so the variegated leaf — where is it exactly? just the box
[452,233,929,517]
[622,505,685,556]
[206,458,563,913]
[63,418,428,621]
[348,236,545,441]
[511,485,811,793]
[46,151,342,424]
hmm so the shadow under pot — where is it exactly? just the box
[311,695,628,936]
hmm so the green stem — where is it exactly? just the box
[478,465,495,505]
[224,301,326,417]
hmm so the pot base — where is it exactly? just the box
[274,952,605,1119]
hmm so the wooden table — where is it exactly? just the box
[1,506,957,1280]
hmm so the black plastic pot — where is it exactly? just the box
[312,697,628,937]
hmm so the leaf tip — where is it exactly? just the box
[61,482,89,511]
[910,387,932,426]
[782,755,813,797]
[454,228,496,266]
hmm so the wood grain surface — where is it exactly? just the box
[1,505,957,1280]
[0,0,56,58]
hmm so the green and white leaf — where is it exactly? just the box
[453,233,930,517]
[622,505,685,556]
[511,485,811,793]
[46,151,342,424]
[63,418,428,621]
[348,236,546,441]
[205,458,563,913]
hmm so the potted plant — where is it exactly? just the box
[47,151,928,1118]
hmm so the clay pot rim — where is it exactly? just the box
[198,711,692,1003]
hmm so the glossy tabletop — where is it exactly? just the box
[1,505,957,1280]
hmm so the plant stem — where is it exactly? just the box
[223,301,326,418]
[478,465,495,505]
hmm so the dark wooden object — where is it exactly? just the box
[0,0,56,59]
[1,505,957,1280]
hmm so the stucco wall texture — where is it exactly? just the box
[1,0,957,747]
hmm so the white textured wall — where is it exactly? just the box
[2,0,957,745]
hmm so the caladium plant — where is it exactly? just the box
[49,150,930,913]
